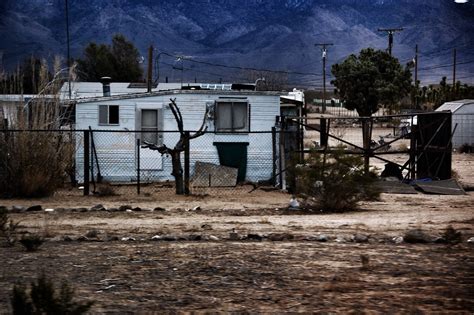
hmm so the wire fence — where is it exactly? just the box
[1,111,471,198]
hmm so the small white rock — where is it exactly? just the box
[209,235,219,241]
[126,209,133,213]
[44,208,54,212]
[289,197,300,208]
[151,235,162,241]
[467,237,474,243]
[393,236,404,244]
[121,237,135,241]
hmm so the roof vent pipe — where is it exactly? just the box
[100,77,112,97]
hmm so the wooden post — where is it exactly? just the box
[147,45,153,93]
[184,131,190,195]
[271,127,277,186]
[362,118,371,174]
[320,118,327,147]
[137,138,141,195]
[83,130,90,196]
[410,124,417,179]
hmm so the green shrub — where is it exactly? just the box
[11,274,93,315]
[291,148,380,212]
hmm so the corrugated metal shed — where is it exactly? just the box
[435,99,474,148]
[436,99,474,113]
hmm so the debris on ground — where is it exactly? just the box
[404,229,433,243]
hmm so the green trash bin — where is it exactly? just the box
[213,142,249,183]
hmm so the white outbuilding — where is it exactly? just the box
[436,99,474,149]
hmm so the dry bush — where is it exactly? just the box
[11,274,93,314]
[0,58,75,198]
[397,142,409,151]
[95,182,117,196]
[0,208,20,246]
[459,143,473,153]
[19,234,44,252]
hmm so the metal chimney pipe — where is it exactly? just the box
[100,76,112,97]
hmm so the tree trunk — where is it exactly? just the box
[170,151,184,195]
[361,119,371,174]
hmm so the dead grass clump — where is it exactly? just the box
[95,182,117,196]
[0,208,20,246]
[458,143,473,153]
[11,274,93,314]
[442,225,462,245]
[0,58,74,198]
[19,234,44,252]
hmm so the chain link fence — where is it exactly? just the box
[2,111,469,198]
[76,129,281,197]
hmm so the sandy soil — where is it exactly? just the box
[0,154,473,313]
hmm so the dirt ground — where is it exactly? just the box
[1,154,474,313]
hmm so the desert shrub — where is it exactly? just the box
[0,58,75,198]
[397,142,409,151]
[19,234,44,252]
[95,182,117,196]
[442,225,462,244]
[291,148,380,212]
[458,143,473,153]
[0,207,20,246]
[11,274,93,314]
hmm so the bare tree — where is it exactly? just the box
[142,98,209,195]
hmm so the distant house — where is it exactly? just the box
[436,99,474,148]
[0,94,62,128]
[74,87,282,184]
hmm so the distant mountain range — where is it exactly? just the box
[1,0,473,87]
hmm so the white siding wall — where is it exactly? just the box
[75,92,279,183]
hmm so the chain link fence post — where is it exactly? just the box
[137,137,141,195]
[83,129,90,196]
[184,131,190,195]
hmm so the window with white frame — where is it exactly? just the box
[99,105,119,125]
[215,101,249,132]
[141,109,162,145]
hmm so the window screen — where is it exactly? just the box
[216,101,248,132]
[141,109,159,144]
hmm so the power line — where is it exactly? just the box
[417,58,474,72]
[158,51,322,76]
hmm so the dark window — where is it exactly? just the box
[99,105,119,125]
[216,102,248,132]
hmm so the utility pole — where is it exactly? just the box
[414,44,418,109]
[378,28,403,56]
[147,45,153,93]
[65,0,71,99]
[315,43,333,113]
[452,48,457,87]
